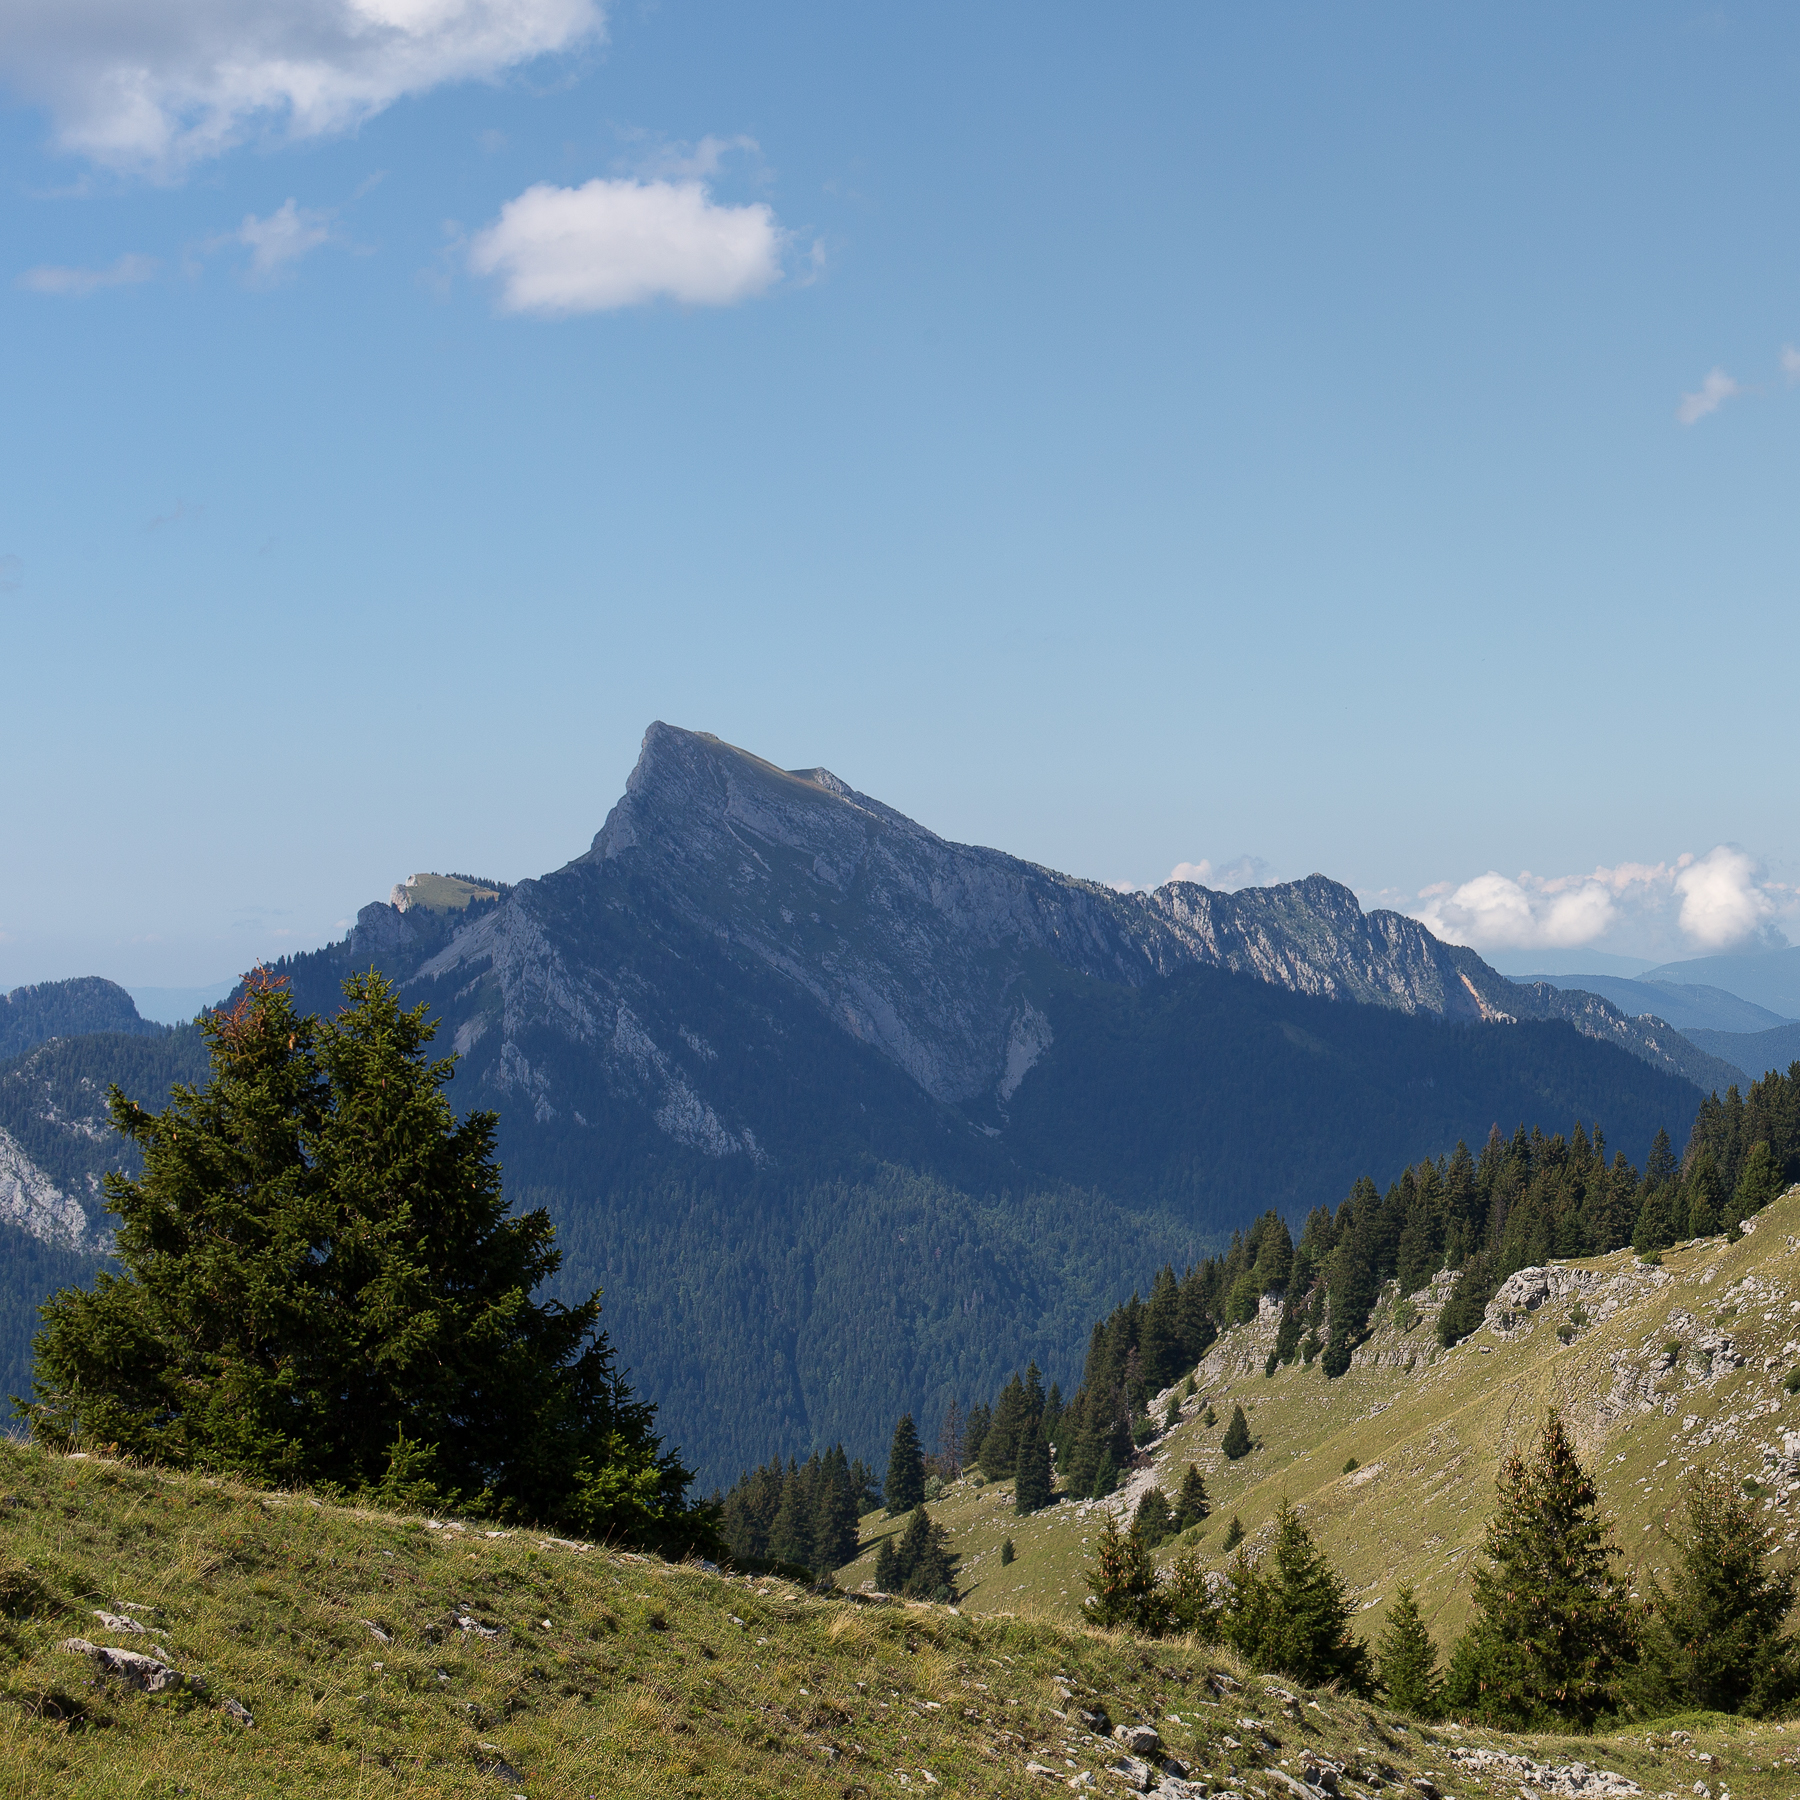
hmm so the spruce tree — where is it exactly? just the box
[26,969,700,1549]
[1645,1466,1800,1715]
[892,1504,957,1600]
[1222,1403,1252,1460]
[884,1413,927,1515]
[1086,1511,1167,1634]
[1223,1498,1370,1691]
[1377,1585,1441,1718]
[874,1533,899,1592]
[1000,1536,1015,1566]
[1221,1514,1244,1551]
[1632,1184,1675,1259]
[1166,1547,1218,1641]
[813,1450,862,1572]
[1133,1486,1174,1548]
[1734,1140,1782,1220]
[1685,1150,1721,1238]
[1014,1417,1053,1515]
[768,1459,815,1568]
[962,1402,992,1467]
[1443,1411,1636,1728]
[981,1375,1029,1480]
[1090,1449,1120,1498]
[1176,1463,1210,1530]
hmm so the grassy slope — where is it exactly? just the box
[846,1186,1800,1657]
[2,1445,1796,1799]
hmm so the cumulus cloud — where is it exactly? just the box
[16,250,155,295]
[1166,854,1274,892]
[1412,845,1793,958]
[1783,345,1800,382]
[468,177,785,315]
[235,198,331,282]
[1677,367,1743,425]
[0,0,603,175]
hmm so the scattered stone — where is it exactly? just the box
[1407,1780,1437,1799]
[91,1610,145,1633]
[1113,1723,1162,1755]
[1026,1761,1062,1781]
[219,1696,254,1728]
[1448,1746,1641,1797]
[455,1614,499,1638]
[1106,1752,1156,1790]
[60,1638,193,1694]
[360,1619,392,1644]
[1079,1707,1113,1736]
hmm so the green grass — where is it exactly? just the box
[844,1187,1800,1660]
[3,1439,1797,1798]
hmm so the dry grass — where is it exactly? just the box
[0,1438,1794,1796]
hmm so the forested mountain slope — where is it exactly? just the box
[0,976,163,1060]
[0,726,1725,1481]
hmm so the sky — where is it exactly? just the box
[4,1,1800,996]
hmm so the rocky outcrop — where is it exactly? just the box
[0,1124,89,1247]
[409,722,1733,1139]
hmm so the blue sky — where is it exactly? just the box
[4,2,1800,993]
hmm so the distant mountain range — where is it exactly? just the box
[0,726,1737,1481]
[1641,945,1800,1018]
[1520,972,1793,1036]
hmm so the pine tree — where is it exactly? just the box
[981,1375,1029,1480]
[1443,1411,1637,1728]
[1632,1183,1675,1259]
[1014,1416,1053,1515]
[892,1504,957,1600]
[1133,1485,1175,1548]
[1086,1510,1168,1634]
[874,1533,899,1592]
[1166,1547,1219,1640]
[884,1413,926,1515]
[26,969,701,1549]
[1377,1585,1441,1718]
[1176,1463,1210,1530]
[1644,1466,1800,1715]
[1685,1150,1722,1238]
[812,1449,862,1572]
[768,1458,815,1568]
[1222,1404,1252,1460]
[1734,1140,1783,1221]
[1223,1497,1370,1691]
[1091,1449,1120,1498]
[962,1402,992,1467]
[1221,1514,1244,1551]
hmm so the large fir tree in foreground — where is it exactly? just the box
[1444,1411,1635,1727]
[25,970,703,1552]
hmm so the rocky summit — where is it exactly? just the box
[345,722,1730,1141]
[0,726,1733,1483]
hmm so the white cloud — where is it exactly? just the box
[235,198,331,282]
[468,177,784,315]
[1412,845,1793,958]
[16,250,156,295]
[1165,854,1274,892]
[1783,345,1800,382]
[0,0,603,175]
[1677,366,1742,425]
[1672,845,1778,949]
